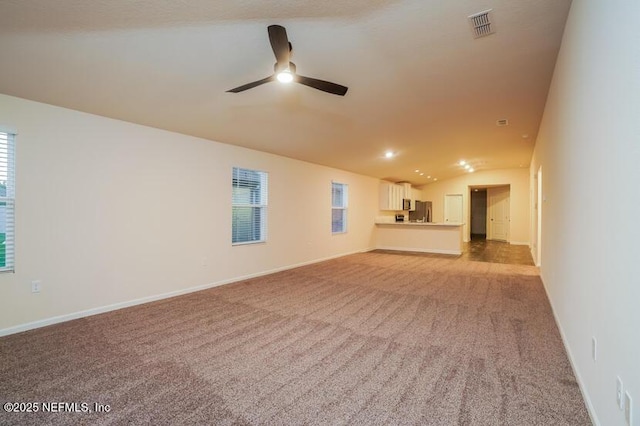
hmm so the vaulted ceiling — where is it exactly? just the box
[0,0,572,184]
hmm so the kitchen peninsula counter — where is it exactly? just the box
[375,221,463,255]
[375,221,462,227]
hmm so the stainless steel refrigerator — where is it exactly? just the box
[409,200,432,222]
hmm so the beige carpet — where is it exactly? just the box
[0,252,591,425]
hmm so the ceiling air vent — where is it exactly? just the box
[469,9,495,38]
[496,119,509,126]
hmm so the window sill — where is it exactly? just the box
[232,240,267,246]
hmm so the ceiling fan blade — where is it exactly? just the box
[268,25,290,70]
[296,75,348,96]
[226,76,275,93]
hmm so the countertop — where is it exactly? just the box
[375,221,463,227]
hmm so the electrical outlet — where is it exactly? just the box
[617,377,624,410]
[31,280,41,293]
[591,337,597,361]
[625,391,633,425]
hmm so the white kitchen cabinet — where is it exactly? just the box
[401,183,412,199]
[380,182,420,210]
[379,181,404,210]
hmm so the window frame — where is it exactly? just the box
[331,181,348,234]
[0,129,16,273]
[232,167,268,245]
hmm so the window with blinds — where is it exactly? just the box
[0,131,15,272]
[332,182,348,234]
[232,167,268,244]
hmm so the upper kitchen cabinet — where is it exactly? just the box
[379,181,404,210]
[400,183,412,199]
[380,181,416,210]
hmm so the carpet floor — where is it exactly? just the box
[0,252,591,425]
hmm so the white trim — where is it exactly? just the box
[539,274,600,426]
[509,241,530,246]
[232,240,266,247]
[375,245,461,256]
[0,247,374,337]
[0,125,18,134]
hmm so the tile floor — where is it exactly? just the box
[460,235,535,266]
[374,236,535,266]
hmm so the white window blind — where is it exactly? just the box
[332,182,348,234]
[0,131,15,272]
[232,167,268,244]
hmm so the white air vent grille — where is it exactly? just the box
[496,119,509,126]
[469,9,495,38]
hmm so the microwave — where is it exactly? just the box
[402,198,411,210]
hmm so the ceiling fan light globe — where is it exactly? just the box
[277,70,294,83]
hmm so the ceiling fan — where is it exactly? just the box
[226,25,348,96]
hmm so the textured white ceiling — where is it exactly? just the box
[0,0,572,184]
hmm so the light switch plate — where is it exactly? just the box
[617,377,624,410]
[625,391,632,425]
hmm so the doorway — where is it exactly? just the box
[470,189,487,240]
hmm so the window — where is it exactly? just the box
[232,167,268,244]
[332,182,348,234]
[0,131,15,272]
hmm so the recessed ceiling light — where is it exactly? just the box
[384,151,394,159]
[459,160,466,166]
[464,164,471,170]
[419,173,424,176]
[468,168,475,173]
[415,169,420,173]
[433,178,438,181]
[427,175,431,179]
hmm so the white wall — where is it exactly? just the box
[419,168,530,244]
[0,94,379,334]
[531,1,640,424]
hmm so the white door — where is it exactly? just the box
[488,186,510,241]
[444,194,463,223]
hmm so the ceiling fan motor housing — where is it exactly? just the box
[274,62,296,74]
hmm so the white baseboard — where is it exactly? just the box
[466,239,530,246]
[0,248,373,338]
[375,245,461,256]
[539,274,599,426]
[530,247,541,267]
